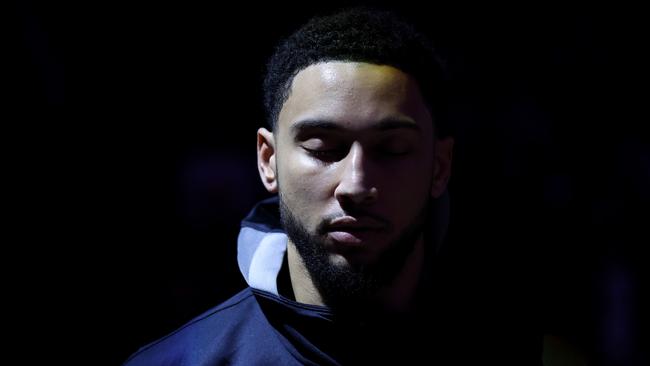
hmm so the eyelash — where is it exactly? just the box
[303,147,341,158]
[302,146,411,160]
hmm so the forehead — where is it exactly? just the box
[277,61,433,135]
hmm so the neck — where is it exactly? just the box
[377,235,425,313]
[287,242,325,306]
[287,235,426,312]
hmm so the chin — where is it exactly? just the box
[327,249,380,269]
[327,253,354,268]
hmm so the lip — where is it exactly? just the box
[326,216,386,246]
[327,229,381,246]
[328,216,386,230]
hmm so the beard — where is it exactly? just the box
[279,193,429,311]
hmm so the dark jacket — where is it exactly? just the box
[124,196,542,365]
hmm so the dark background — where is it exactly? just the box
[10,1,647,365]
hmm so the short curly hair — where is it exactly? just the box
[263,7,450,137]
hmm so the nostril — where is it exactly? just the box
[336,186,379,207]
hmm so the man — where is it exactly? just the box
[124,7,541,365]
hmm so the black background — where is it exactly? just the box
[9,1,648,365]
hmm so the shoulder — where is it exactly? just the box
[122,288,264,366]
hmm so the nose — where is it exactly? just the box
[334,142,379,207]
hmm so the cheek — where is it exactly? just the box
[380,159,433,222]
[278,153,336,213]
[383,154,432,187]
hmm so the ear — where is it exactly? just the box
[430,137,454,198]
[257,127,278,193]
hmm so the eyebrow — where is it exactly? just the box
[290,118,421,135]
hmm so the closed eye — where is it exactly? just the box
[381,149,411,156]
[302,147,346,162]
[377,138,415,157]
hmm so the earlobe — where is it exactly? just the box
[257,128,278,193]
[430,137,454,198]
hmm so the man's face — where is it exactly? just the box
[258,61,449,304]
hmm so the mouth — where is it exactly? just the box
[325,216,387,247]
[327,228,383,246]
